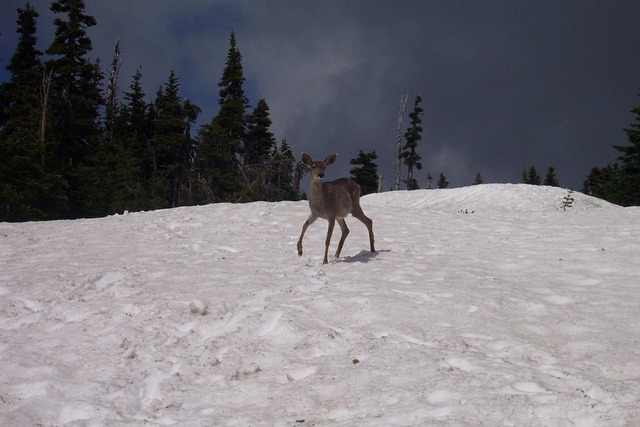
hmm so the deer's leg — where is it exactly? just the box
[324,218,336,264]
[352,208,376,253]
[298,215,317,256]
[335,218,350,258]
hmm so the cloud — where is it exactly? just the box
[2,0,639,190]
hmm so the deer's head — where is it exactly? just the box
[301,153,337,180]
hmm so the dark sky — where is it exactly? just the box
[2,1,639,190]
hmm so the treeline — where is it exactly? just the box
[2,2,639,223]
[385,91,640,204]
[582,98,640,206]
[0,1,299,222]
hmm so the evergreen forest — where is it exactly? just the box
[1,1,639,222]
[0,1,299,222]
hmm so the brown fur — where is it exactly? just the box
[297,153,375,264]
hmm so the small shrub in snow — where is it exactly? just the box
[561,190,575,211]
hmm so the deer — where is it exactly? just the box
[297,153,375,264]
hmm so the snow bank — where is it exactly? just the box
[366,183,619,213]
[1,185,638,426]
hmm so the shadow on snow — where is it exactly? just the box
[337,249,389,264]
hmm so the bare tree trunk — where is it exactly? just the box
[104,38,121,145]
[394,94,407,191]
[294,161,305,195]
[39,68,53,166]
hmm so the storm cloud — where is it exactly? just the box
[2,0,639,190]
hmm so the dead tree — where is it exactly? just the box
[394,94,407,191]
[104,38,122,144]
[39,68,53,166]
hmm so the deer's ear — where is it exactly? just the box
[325,153,337,165]
[301,153,312,165]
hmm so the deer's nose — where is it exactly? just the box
[318,172,325,178]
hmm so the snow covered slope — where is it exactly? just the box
[1,184,639,426]
[367,183,617,212]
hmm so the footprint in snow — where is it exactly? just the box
[446,358,475,371]
[544,295,574,305]
[252,311,283,337]
[508,381,550,394]
[286,366,317,382]
[427,390,457,404]
[94,271,128,289]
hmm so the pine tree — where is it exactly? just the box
[583,164,619,200]
[268,139,299,201]
[218,31,249,163]
[148,71,200,208]
[110,67,160,211]
[582,92,640,206]
[529,166,542,185]
[0,3,43,129]
[244,99,275,167]
[101,64,153,214]
[195,117,240,203]
[401,94,423,190]
[425,173,433,189]
[543,166,559,187]
[194,32,247,203]
[45,0,104,218]
[350,150,379,195]
[241,98,277,201]
[126,69,156,176]
[561,189,575,211]
[0,4,67,221]
[86,38,124,216]
[610,95,640,205]
[437,173,449,189]
[473,172,484,185]
[522,166,541,185]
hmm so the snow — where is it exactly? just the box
[1,184,639,426]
